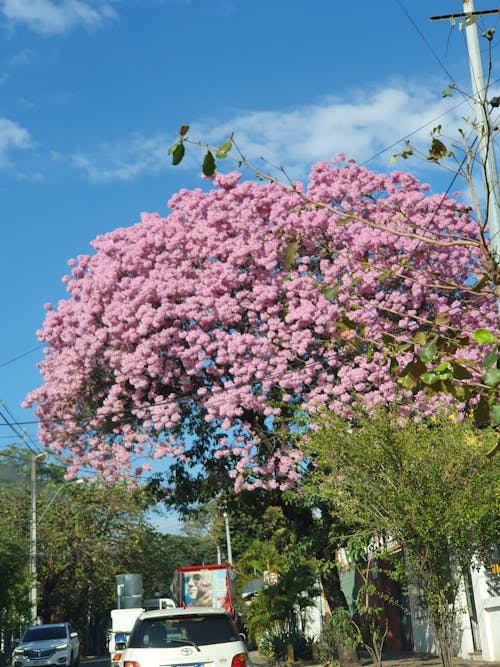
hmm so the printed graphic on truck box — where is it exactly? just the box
[183,568,228,607]
[173,564,237,619]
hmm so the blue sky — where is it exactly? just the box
[1,0,499,529]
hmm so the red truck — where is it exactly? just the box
[171,564,238,619]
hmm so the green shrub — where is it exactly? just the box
[259,629,314,661]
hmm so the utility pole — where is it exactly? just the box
[29,452,45,624]
[431,2,500,305]
[29,454,83,624]
[223,510,233,565]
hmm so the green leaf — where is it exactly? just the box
[413,332,427,346]
[171,142,185,166]
[419,342,437,363]
[283,239,300,271]
[179,125,190,137]
[486,438,499,460]
[389,357,398,374]
[341,315,358,331]
[435,312,451,326]
[471,274,489,292]
[398,359,427,389]
[421,371,440,385]
[490,404,500,427]
[474,396,490,425]
[378,269,393,281]
[483,367,500,387]
[216,140,233,159]
[474,329,497,344]
[442,89,452,98]
[428,137,448,161]
[336,216,354,226]
[482,351,499,369]
[450,362,473,380]
[202,150,216,176]
[434,361,452,374]
[389,154,398,164]
[323,287,339,301]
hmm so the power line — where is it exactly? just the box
[397,0,456,83]
[0,401,43,454]
[0,400,43,453]
[0,345,43,370]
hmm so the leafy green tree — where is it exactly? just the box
[303,409,499,667]
[0,487,30,643]
[36,480,149,630]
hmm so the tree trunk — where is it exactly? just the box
[434,618,455,667]
[321,566,361,667]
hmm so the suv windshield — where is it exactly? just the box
[23,627,67,642]
[129,614,240,649]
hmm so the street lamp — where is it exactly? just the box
[29,456,84,623]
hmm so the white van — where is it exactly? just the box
[119,607,249,667]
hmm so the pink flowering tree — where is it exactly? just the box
[24,157,497,487]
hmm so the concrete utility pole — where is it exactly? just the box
[29,455,83,624]
[431,2,500,285]
[223,510,233,564]
[29,452,45,624]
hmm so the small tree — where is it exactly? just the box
[237,540,320,659]
[303,409,499,667]
[327,534,404,667]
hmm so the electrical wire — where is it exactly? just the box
[0,345,43,370]
[0,400,43,453]
[396,0,456,83]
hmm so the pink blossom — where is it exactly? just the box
[24,161,497,489]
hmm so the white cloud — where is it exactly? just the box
[69,82,471,185]
[0,117,32,168]
[195,83,470,180]
[9,48,36,65]
[1,0,117,36]
[71,132,169,182]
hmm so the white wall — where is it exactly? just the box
[469,565,500,661]
[408,565,500,662]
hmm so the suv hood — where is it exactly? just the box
[20,640,68,650]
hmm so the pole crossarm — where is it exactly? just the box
[430,9,500,22]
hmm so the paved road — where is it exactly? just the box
[250,650,500,667]
[81,657,109,667]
